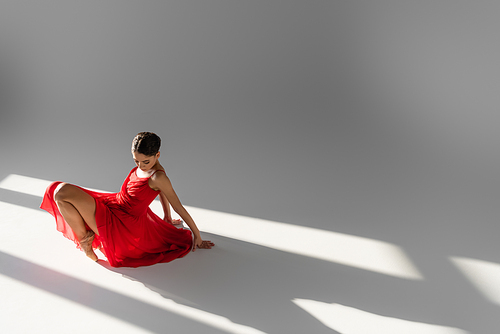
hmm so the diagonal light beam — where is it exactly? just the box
[451,257,500,306]
[187,206,423,280]
[293,299,468,334]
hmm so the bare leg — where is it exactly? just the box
[54,183,99,261]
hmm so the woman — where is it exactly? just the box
[40,132,214,267]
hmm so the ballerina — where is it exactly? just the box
[40,132,214,267]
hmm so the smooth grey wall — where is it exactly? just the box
[2,1,500,332]
[2,0,500,240]
[2,0,500,239]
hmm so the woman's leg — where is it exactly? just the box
[54,183,99,260]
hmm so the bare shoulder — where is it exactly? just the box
[149,169,171,190]
[152,169,168,180]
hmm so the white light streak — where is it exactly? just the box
[0,174,53,197]
[292,299,468,334]
[188,206,423,280]
[451,257,500,305]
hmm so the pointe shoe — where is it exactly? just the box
[80,230,98,262]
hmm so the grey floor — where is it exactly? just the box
[1,1,500,333]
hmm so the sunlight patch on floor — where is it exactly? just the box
[0,272,154,334]
[450,257,500,306]
[292,299,468,334]
[184,206,423,280]
[2,173,422,280]
[0,174,56,196]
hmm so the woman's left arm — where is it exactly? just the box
[158,191,172,222]
[158,191,182,224]
[150,172,213,251]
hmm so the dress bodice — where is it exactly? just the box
[115,167,161,216]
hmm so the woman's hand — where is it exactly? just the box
[193,233,214,252]
[163,217,183,225]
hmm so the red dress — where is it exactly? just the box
[40,167,193,267]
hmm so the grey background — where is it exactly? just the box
[1,1,500,333]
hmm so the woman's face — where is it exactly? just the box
[132,151,159,171]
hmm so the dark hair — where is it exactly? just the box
[131,132,161,156]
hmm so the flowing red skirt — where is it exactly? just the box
[40,176,193,267]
